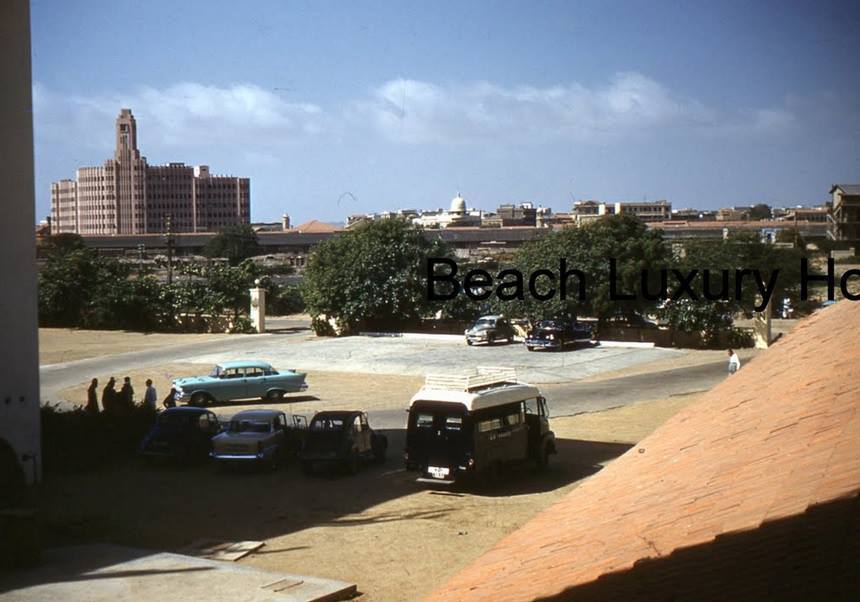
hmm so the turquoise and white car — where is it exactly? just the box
[172,360,308,406]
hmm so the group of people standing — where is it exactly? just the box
[84,377,176,414]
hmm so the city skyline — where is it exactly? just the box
[31,0,860,224]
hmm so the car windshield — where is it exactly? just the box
[228,420,271,433]
[310,417,346,430]
[209,365,223,377]
[537,320,561,329]
[475,318,495,327]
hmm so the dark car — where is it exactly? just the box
[299,411,387,475]
[525,317,593,351]
[139,407,222,463]
[464,315,516,346]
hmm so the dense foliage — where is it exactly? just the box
[302,218,453,334]
[38,235,274,332]
[203,224,261,265]
[657,232,806,342]
[489,215,670,323]
[40,403,156,473]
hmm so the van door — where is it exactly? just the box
[408,404,469,480]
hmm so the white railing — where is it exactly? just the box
[424,366,518,391]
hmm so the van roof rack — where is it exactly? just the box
[423,366,518,392]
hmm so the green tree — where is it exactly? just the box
[492,214,670,324]
[657,233,806,342]
[748,203,772,220]
[203,224,260,265]
[302,218,452,334]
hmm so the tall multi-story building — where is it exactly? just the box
[51,108,250,235]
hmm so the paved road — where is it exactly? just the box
[40,330,307,401]
[364,360,727,429]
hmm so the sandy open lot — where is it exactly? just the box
[39,329,232,365]
[38,324,713,599]
[37,393,700,601]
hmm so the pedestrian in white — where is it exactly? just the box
[143,378,158,411]
[727,349,741,374]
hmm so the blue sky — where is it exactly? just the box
[31,0,860,223]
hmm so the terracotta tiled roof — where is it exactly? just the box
[429,301,860,601]
[291,220,341,233]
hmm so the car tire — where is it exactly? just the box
[535,440,551,471]
[266,390,285,402]
[372,440,387,464]
[346,450,360,475]
[487,334,495,345]
[190,392,209,407]
[526,345,534,351]
[466,339,473,346]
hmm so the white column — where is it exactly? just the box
[249,285,267,333]
[0,0,41,484]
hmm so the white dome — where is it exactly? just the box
[450,194,466,214]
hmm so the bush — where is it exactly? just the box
[40,403,156,473]
[268,284,305,315]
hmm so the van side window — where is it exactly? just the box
[505,413,521,426]
[416,414,434,428]
[478,418,502,433]
[524,399,538,415]
[445,416,462,430]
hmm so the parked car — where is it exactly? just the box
[172,360,307,406]
[464,315,516,346]
[139,407,222,463]
[211,409,306,470]
[405,367,556,484]
[299,411,387,475]
[525,317,593,351]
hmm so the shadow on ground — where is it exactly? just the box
[32,429,632,561]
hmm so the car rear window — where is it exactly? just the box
[229,420,270,433]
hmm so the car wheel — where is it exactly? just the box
[372,442,387,464]
[526,345,534,351]
[190,392,209,407]
[466,339,473,346]
[487,334,495,345]
[266,390,285,402]
[535,440,551,471]
[346,450,360,475]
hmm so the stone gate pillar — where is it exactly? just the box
[249,280,266,333]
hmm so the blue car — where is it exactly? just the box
[139,407,222,463]
[172,360,308,407]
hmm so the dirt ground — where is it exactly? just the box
[36,392,700,601]
[39,329,233,365]
[40,325,710,599]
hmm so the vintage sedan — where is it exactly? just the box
[525,318,593,351]
[299,411,387,475]
[172,360,307,406]
[211,409,306,470]
[464,315,516,346]
[138,407,222,463]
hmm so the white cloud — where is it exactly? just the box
[349,72,794,144]
[32,73,796,157]
[33,81,327,153]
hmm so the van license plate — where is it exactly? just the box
[428,466,450,479]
